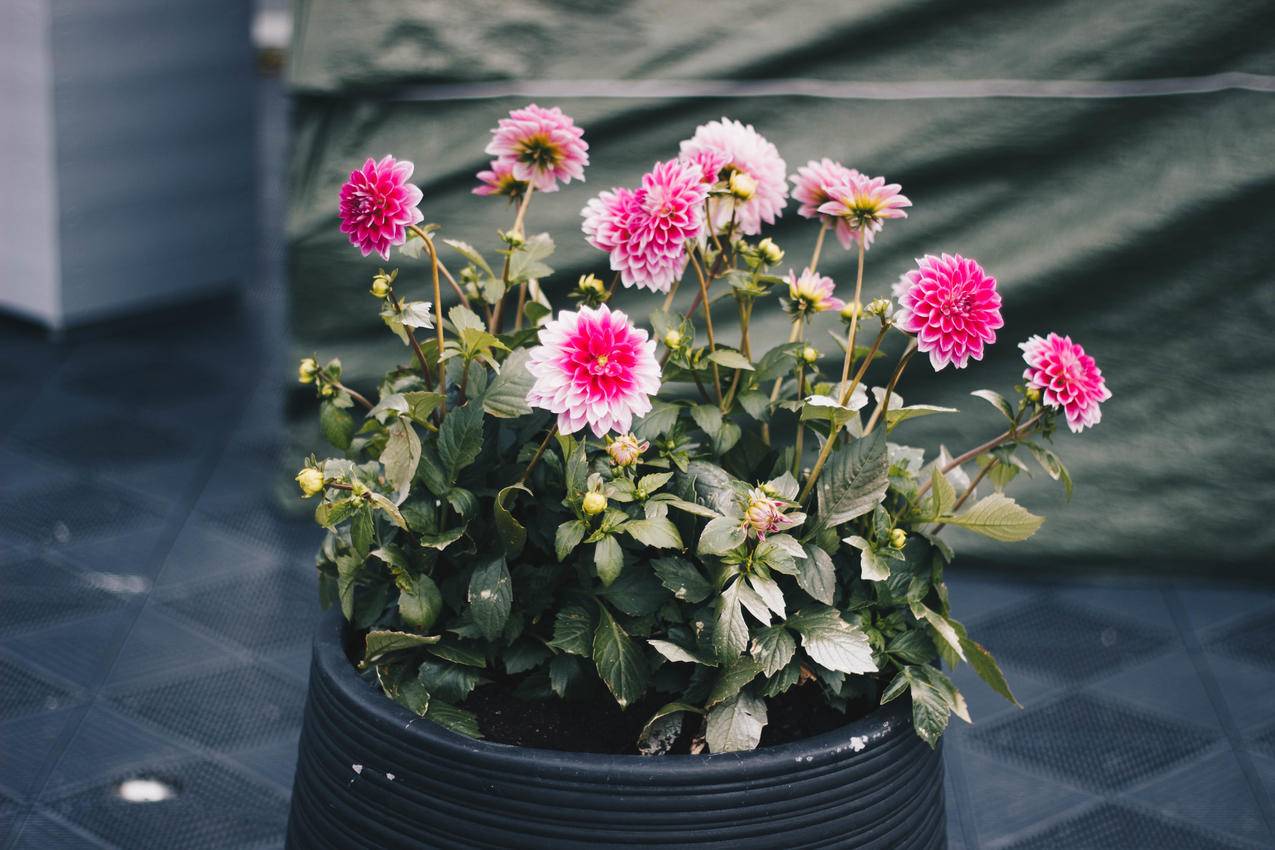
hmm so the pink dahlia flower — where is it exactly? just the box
[1020,333,1111,433]
[682,148,730,185]
[484,104,588,193]
[787,268,845,314]
[897,254,1003,370]
[580,159,708,293]
[337,155,424,261]
[473,159,528,199]
[678,118,787,235]
[790,159,866,250]
[816,172,911,250]
[743,488,804,539]
[526,304,661,438]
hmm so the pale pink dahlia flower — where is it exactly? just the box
[791,159,866,250]
[1020,333,1111,433]
[473,159,528,199]
[678,118,787,235]
[787,268,845,314]
[580,159,708,293]
[681,148,730,185]
[816,172,911,250]
[743,488,804,539]
[484,104,588,193]
[337,155,424,261]
[897,254,1003,371]
[526,305,661,438]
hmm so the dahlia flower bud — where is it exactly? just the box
[890,528,907,549]
[582,491,608,516]
[579,274,606,295]
[1025,386,1042,403]
[298,358,318,384]
[839,302,861,322]
[295,467,324,498]
[663,329,683,349]
[866,298,893,320]
[743,487,798,539]
[370,271,392,299]
[801,346,819,365]
[607,434,649,468]
[757,237,784,265]
[729,171,758,201]
[319,383,335,397]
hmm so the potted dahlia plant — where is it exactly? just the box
[286,105,1111,849]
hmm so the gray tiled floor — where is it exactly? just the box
[2,81,1275,850]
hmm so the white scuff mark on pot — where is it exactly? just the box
[850,736,867,752]
[351,764,364,775]
[386,773,396,781]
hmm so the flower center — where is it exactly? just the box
[939,292,971,316]
[519,135,560,169]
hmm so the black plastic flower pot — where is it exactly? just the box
[286,608,946,849]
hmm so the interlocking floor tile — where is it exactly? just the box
[1000,802,1255,850]
[159,568,318,656]
[0,657,78,720]
[15,413,190,470]
[948,748,1094,845]
[1252,723,1275,759]
[45,757,287,850]
[970,692,1220,792]
[105,607,238,685]
[42,706,190,795]
[1090,650,1220,726]
[0,477,166,547]
[0,558,129,638]
[3,612,134,688]
[0,707,81,799]
[197,495,320,561]
[1207,610,1275,670]
[968,596,1173,684]
[6,810,110,850]
[1127,750,1273,845]
[108,663,305,751]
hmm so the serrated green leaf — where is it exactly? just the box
[708,349,754,371]
[362,630,441,666]
[796,543,836,605]
[637,702,703,756]
[707,655,762,707]
[691,404,723,438]
[929,465,956,519]
[594,535,624,585]
[697,515,746,556]
[494,483,531,558]
[750,626,797,677]
[482,348,534,418]
[706,691,767,753]
[815,428,889,530]
[712,579,749,658]
[940,493,1044,542]
[427,639,487,668]
[437,403,484,483]
[633,400,680,441]
[789,607,877,674]
[424,700,482,738]
[350,506,375,560]
[380,418,421,504]
[467,558,512,641]
[970,389,1014,420]
[442,238,495,278]
[651,556,712,603]
[844,535,891,582]
[550,605,595,656]
[648,639,715,666]
[623,517,682,550]
[320,400,355,450]
[549,654,582,697]
[887,629,937,665]
[555,520,587,562]
[957,625,1019,707]
[397,573,443,631]
[507,233,555,282]
[592,605,649,709]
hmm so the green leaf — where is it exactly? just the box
[957,625,1019,707]
[902,665,966,748]
[507,232,555,282]
[633,400,680,441]
[970,389,1015,421]
[815,428,889,530]
[417,527,466,551]
[417,659,483,703]
[550,605,595,656]
[886,403,959,429]
[549,654,582,697]
[442,238,495,278]
[844,535,891,582]
[593,536,624,586]
[424,700,482,738]
[380,418,421,504]
[698,516,746,556]
[712,579,749,658]
[555,520,587,562]
[467,558,512,641]
[707,349,754,371]
[599,565,669,616]
[366,492,408,530]
[789,607,878,674]
[1024,441,1073,499]
[648,639,716,666]
[796,543,837,606]
[638,702,703,756]
[393,675,431,716]
[445,487,478,521]
[706,691,767,753]
[753,342,803,382]
[690,404,723,438]
[737,390,769,421]
[929,465,956,519]
[592,605,649,709]
[651,556,712,603]
[911,602,966,662]
[320,400,355,450]
[362,630,441,666]
[401,391,444,426]
[427,639,487,668]
[707,655,762,707]
[350,506,375,560]
[494,483,531,558]
[940,493,1044,542]
[750,626,797,677]
[887,629,937,665]
[438,403,484,484]
[397,573,444,631]
[623,517,682,550]
[482,348,534,418]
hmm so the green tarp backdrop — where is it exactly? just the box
[285,1,1275,571]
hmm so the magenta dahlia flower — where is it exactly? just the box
[816,172,911,250]
[526,305,661,438]
[897,254,1004,370]
[473,159,528,199]
[787,268,845,314]
[791,159,868,250]
[681,148,730,185]
[337,155,424,261]
[1020,333,1111,433]
[678,118,787,235]
[580,159,708,293]
[484,104,588,193]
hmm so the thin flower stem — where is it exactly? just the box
[835,233,868,394]
[792,363,807,476]
[761,318,805,446]
[490,254,512,333]
[512,282,529,332]
[808,220,830,274]
[661,275,682,312]
[705,199,726,258]
[914,410,1045,501]
[511,184,535,237]
[518,424,557,485]
[688,252,723,404]
[606,271,621,299]
[862,339,917,436]
[319,376,373,411]
[720,297,753,412]
[492,185,536,334]
[421,235,448,416]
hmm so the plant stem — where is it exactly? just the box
[420,235,448,416]
[661,275,682,312]
[914,410,1045,501]
[808,220,830,273]
[324,378,373,411]
[862,339,917,436]
[792,362,807,476]
[835,233,868,393]
[492,185,536,334]
[512,184,535,238]
[519,424,557,485]
[688,251,723,404]
[761,318,804,446]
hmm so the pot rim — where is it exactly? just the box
[313,605,917,777]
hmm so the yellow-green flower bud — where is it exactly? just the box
[370,272,392,299]
[578,273,605,295]
[295,467,324,498]
[890,528,907,549]
[801,345,819,365]
[839,302,861,322]
[729,171,757,201]
[607,434,648,468]
[757,237,784,265]
[298,357,318,384]
[319,383,334,397]
[582,491,608,516]
[866,298,892,319]
[663,329,683,349]
[1025,386,1042,403]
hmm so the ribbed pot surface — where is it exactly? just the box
[287,608,946,850]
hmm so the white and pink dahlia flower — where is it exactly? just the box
[897,254,1003,371]
[1020,333,1111,433]
[790,159,867,250]
[787,269,845,314]
[337,155,424,261]
[526,305,661,438]
[581,159,709,293]
[484,104,589,193]
[816,172,911,250]
[679,118,787,235]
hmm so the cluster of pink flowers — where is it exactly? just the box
[679,118,788,235]
[581,158,710,293]
[1021,333,1112,433]
[481,104,589,194]
[525,304,661,438]
[337,156,424,260]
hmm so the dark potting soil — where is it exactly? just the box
[461,679,876,755]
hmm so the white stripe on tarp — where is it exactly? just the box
[384,73,1275,102]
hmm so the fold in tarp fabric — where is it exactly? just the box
[284,2,1275,569]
